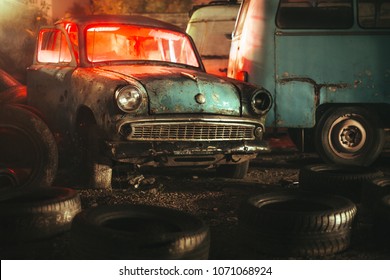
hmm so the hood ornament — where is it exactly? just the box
[195,93,206,104]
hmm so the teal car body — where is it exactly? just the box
[27,15,272,187]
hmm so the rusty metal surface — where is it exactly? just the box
[26,15,272,170]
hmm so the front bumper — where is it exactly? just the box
[105,140,269,167]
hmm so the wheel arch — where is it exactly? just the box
[315,103,390,128]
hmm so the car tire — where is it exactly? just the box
[70,204,210,260]
[0,168,19,188]
[315,106,385,166]
[216,160,249,179]
[238,191,357,257]
[299,164,384,202]
[85,125,112,190]
[0,104,58,189]
[0,187,81,242]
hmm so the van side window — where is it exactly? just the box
[276,0,353,29]
[233,0,251,36]
[358,0,390,28]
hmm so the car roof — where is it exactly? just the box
[56,15,183,33]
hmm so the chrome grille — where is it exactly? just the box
[124,122,255,141]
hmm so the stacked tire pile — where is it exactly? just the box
[1,102,210,260]
[238,164,390,258]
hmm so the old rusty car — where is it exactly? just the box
[27,15,272,189]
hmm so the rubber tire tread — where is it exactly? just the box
[0,104,58,188]
[238,191,357,257]
[70,204,210,260]
[299,164,384,202]
[0,187,81,242]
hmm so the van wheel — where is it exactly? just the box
[315,106,384,166]
[216,160,249,179]
[299,164,383,202]
[70,204,210,259]
[0,187,81,242]
[85,125,112,190]
[0,104,58,190]
[238,191,357,257]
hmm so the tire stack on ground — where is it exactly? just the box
[0,187,81,243]
[238,163,387,258]
[70,204,210,259]
[361,177,390,245]
[238,190,357,257]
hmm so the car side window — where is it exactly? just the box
[276,0,353,29]
[37,29,72,64]
[358,0,390,28]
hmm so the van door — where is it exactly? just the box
[274,0,354,128]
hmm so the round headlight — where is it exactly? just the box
[251,90,272,115]
[115,85,144,112]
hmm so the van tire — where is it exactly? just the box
[0,187,81,242]
[238,191,357,257]
[216,160,249,179]
[315,106,384,166]
[0,104,58,189]
[299,164,384,202]
[70,204,210,260]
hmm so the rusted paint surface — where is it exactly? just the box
[26,15,272,169]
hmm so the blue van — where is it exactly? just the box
[228,0,390,166]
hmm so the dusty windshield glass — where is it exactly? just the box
[86,25,199,67]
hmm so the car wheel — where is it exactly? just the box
[0,187,81,242]
[0,104,58,190]
[70,204,210,260]
[216,160,249,179]
[299,164,384,202]
[238,191,357,257]
[85,125,112,190]
[315,106,385,166]
[0,168,19,188]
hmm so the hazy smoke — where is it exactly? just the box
[0,2,47,83]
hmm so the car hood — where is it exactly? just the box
[99,65,241,116]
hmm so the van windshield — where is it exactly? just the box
[277,0,354,29]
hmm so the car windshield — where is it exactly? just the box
[86,24,199,67]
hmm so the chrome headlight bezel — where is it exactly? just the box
[250,90,272,116]
[115,84,146,113]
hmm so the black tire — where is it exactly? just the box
[0,104,58,189]
[0,187,81,242]
[85,125,112,190]
[361,177,390,215]
[315,106,385,166]
[238,191,357,257]
[0,168,19,188]
[299,164,384,202]
[216,160,249,179]
[70,204,210,260]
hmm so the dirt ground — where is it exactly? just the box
[1,134,390,260]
